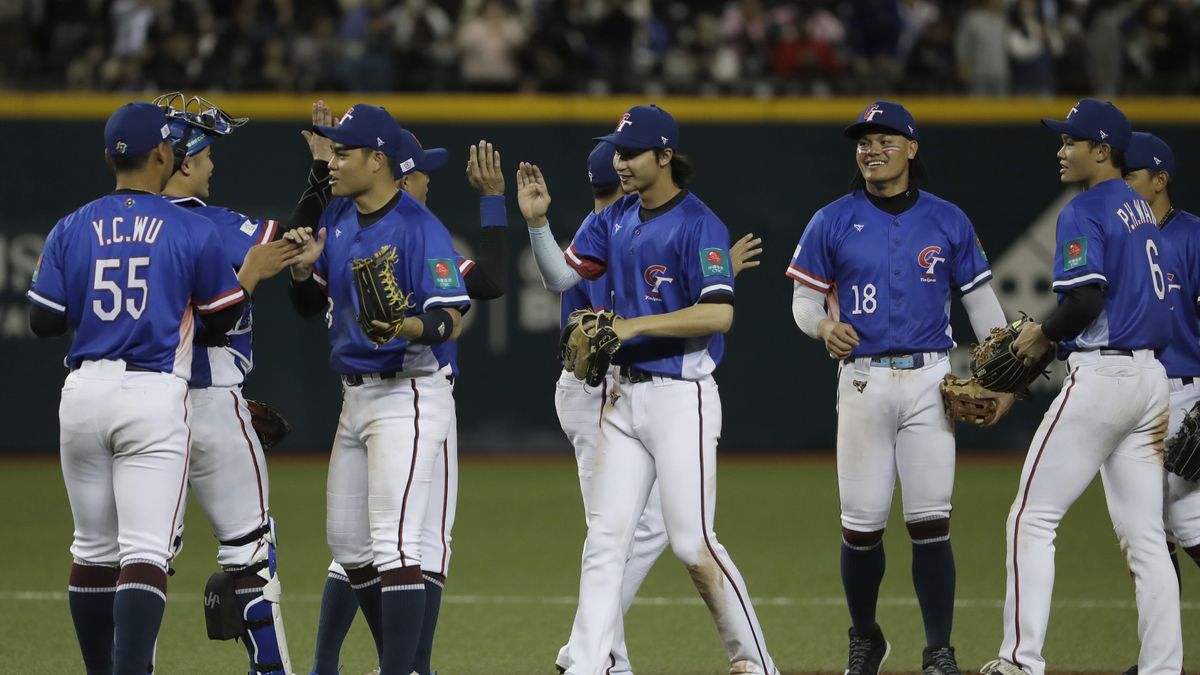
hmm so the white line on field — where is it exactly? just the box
[0,591,1195,611]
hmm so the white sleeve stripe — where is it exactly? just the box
[313,272,328,287]
[26,290,66,313]
[700,284,734,297]
[1052,273,1107,290]
[786,268,831,290]
[565,247,583,265]
[459,259,475,273]
[959,270,993,293]
[196,288,246,312]
[423,295,471,310]
[260,220,277,242]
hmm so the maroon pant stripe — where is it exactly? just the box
[230,391,267,522]
[1010,367,1079,667]
[397,379,421,566]
[439,438,449,575]
[598,379,608,427]
[166,388,191,561]
[695,382,768,669]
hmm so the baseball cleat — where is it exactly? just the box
[1120,667,1137,675]
[844,624,890,675]
[922,646,961,675]
[979,658,1028,675]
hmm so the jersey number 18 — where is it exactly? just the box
[851,283,878,315]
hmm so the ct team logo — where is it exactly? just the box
[862,104,884,122]
[615,113,633,132]
[643,264,674,301]
[917,245,945,282]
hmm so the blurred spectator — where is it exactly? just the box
[10,0,1200,97]
[956,0,1010,96]
[456,0,527,92]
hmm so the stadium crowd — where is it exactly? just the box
[8,0,1200,96]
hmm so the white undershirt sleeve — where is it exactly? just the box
[792,281,828,339]
[961,281,1007,343]
[527,223,583,293]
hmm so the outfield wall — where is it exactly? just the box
[3,94,1199,453]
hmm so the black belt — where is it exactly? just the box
[1098,349,1134,357]
[619,366,680,384]
[342,371,455,387]
[1177,377,1195,386]
[125,363,156,373]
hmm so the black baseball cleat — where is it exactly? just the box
[845,624,891,675]
[922,646,961,675]
[1120,667,1137,675]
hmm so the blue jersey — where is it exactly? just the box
[560,212,612,328]
[313,192,470,375]
[431,257,477,379]
[787,190,992,357]
[1158,209,1200,378]
[172,197,281,388]
[1054,179,1172,357]
[27,192,244,378]
[566,192,734,379]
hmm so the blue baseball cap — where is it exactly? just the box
[844,101,918,141]
[395,129,448,176]
[587,141,619,186]
[1041,98,1131,152]
[593,105,679,151]
[314,103,404,160]
[104,102,171,158]
[1126,132,1175,175]
[167,118,215,158]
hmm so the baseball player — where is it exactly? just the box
[980,99,1181,675]
[519,104,779,675]
[26,102,246,674]
[157,93,307,675]
[1119,131,1199,674]
[285,103,470,675]
[552,140,763,675]
[305,136,510,675]
[788,101,1009,675]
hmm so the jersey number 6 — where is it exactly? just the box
[92,257,150,321]
[1146,240,1166,301]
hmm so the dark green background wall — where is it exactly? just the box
[3,120,1196,453]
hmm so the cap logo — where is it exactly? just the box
[1099,130,1108,140]
[342,107,355,123]
[863,104,884,122]
[115,141,127,154]
[615,113,633,132]
[588,169,594,180]
[908,125,914,134]
[377,137,385,147]
[400,158,415,173]
[661,136,668,145]
[1067,102,1080,118]
[160,124,170,138]
[1154,156,1163,166]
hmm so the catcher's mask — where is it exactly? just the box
[153,92,248,173]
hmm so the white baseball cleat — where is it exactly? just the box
[979,659,1028,675]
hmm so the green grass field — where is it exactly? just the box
[1,455,1197,674]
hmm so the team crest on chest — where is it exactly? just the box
[643,264,674,301]
[917,245,945,282]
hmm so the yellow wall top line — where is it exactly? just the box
[2,93,1199,124]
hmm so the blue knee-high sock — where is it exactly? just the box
[312,572,359,674]
[841,540,885,635]
[912,538,956,647]
[343,565,384,662]
[112,563,166,675]
[411,572,445,675]
[380,566,426,674]
[69,563,118,675]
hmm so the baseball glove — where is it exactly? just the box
[245,399,291,449]
[1165,402,1200,481]
[351,245,414,346]
[940,375,1001,426]
[969,314,1055,394]
[561,309,621,387]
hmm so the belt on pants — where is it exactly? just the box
[342,371,455,387]
[618,365,680,384]
[847,352,946,370]
[1098,349,1134,357]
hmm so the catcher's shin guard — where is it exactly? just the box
[231,519,294,675]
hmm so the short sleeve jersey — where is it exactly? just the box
[1052,179,1171,357]
[566,192,734,379]
[173,198,281,388]
[1157,210,1200,378]
[27,192,244,379]
[313,191,470,375]
[786,190,992,356]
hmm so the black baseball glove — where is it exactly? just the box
[561,309,621,387]
[351,245,414,346]
[970,314,1055,395]
[245,399,291,450]
[1166,402,1200,481]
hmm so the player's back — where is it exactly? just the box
[1057,179,1171,354]
[1155,209,1200,377]
[30,192,243,378]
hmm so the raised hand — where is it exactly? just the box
[515,162,551,227]
[467,140,505,196]
[300,100,335,163]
